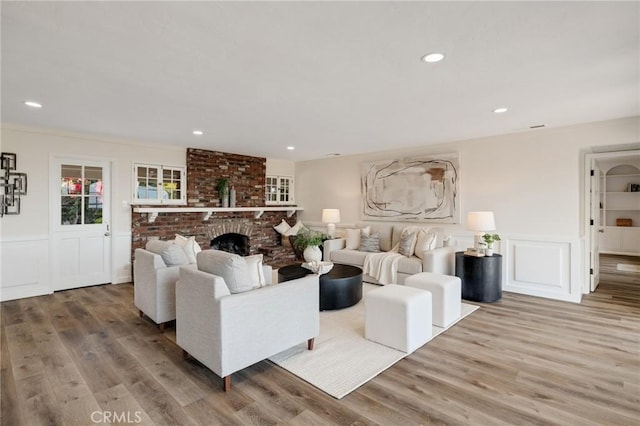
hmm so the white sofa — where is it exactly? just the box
[176,250,320,391]
[323,223,457,285]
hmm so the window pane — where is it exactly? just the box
[84,197,103,224]
[61,165,82,195]
[61,196,82,225]
[85,166,103,195]
[136,166,159,200]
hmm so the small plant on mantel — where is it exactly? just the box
[216,177,230,195]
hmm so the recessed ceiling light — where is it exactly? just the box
[287,146,295,150]
[24,101,42,108]
[421,53,445,63]
[193,130,203,135]
[493,107,508,114]
[326,153,341,157]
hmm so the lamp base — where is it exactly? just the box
[326,223,336,239]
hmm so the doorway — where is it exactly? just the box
[585,149,640,294]
[50,157,112,291]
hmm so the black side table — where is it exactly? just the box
[455,252,502,302]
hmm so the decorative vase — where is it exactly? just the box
[221,192,229,208]
[485,244,494,256]
[229,186,236,208]
[303,246,322,263]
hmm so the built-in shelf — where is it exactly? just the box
[133,206,304,223]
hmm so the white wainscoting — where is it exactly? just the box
[1,236,51,301]
[1,233,133,301]
[113,231,132,284]
[503,236,582,303]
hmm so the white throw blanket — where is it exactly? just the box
[363,248,404,285]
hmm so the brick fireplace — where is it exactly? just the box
[131,148,298,267]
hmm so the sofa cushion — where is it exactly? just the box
[359,233,381,252]
[245,254,266,288]
[397,256,423,275]
[414,229,437,260]
[398,229,417,257]
[145,240,189,266]
[174,234,201,264]
[197,250,253,294]
[330,249,370,266]
[345,226,371,250]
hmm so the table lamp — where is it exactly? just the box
[322,208,341,238]
[467,211,495,250]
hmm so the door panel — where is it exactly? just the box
[52,159,111,291]
[590,160,601,291]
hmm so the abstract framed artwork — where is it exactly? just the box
[0,152,27,217]
[361,153,460,223]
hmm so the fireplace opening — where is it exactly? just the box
[210,233,250,256]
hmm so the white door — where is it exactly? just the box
[51,159,111,291]
[590,159,601,291]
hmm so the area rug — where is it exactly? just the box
[268,284,479,399]
[616,263,640,273]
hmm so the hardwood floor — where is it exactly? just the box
[2,255,638,425]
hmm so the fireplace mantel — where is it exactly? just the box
[133,206,304,223]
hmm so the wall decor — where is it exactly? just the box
[361,153,459,223]
[1,152,27,216]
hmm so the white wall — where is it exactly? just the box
[295,116,640,302]
[0,125,187,300]
[0,125,295,301]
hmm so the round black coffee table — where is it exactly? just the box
[278,263,363,311]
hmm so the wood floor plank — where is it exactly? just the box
[1,253,638,425]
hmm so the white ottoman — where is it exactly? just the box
[405,272,461,328]
[365,284,432,353]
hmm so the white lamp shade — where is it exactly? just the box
[322,209,341,224]
[467,211,495,232]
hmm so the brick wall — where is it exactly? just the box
[186,148,265,207]
[131,148,298,267]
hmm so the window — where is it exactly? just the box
[132,163,186,205]
[60,164,104,225]
[265,175,294,205]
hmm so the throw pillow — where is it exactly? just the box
[145,240,189,266]
[273,219,291,234]
[174,234,201,264]
[359,233,381,252]
[398,230,417,257]
[345,228,361,250]
[414,229,436,260]
[197,250,253,294]
[283,221,304,236]
[245,254,266,288]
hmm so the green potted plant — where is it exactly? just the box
[293,228,328,262]
[216,178,230,207]
[482,233,501,256]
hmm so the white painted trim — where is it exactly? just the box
[0,238,51,301]
[503,236,582,303]
[584,149,640,294]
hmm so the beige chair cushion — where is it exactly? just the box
[245,254,267,288]
[174,234,202,264]
[197,250,253,294]
[146,240,189,266]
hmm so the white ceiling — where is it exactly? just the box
[2,1,638,161]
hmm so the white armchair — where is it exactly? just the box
[176,250,320,391]
[134,247,196,332]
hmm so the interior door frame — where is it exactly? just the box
[49,154,114,291]
[584,149,640,293]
